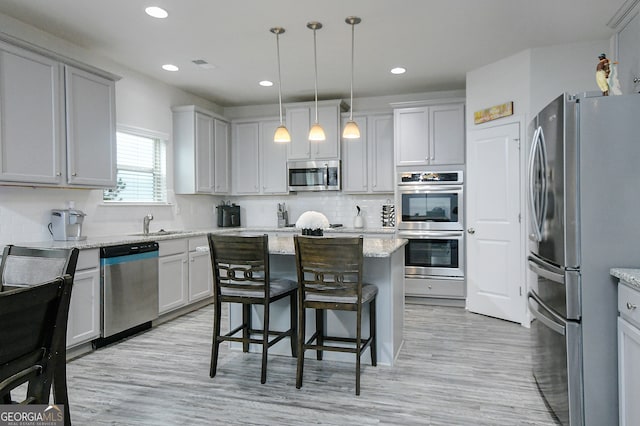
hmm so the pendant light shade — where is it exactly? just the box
[343,16,361,139]
[307,21,326,141]
[271,27,291,143]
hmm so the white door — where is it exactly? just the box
[466,121,524,324]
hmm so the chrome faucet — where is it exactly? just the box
[143,214,153,235]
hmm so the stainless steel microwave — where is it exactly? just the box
[287,160,341,191]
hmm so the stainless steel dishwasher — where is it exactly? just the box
[98,241,159,345]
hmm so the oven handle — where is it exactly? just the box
[398,185,463,192]
[398,231,464,238]
[528,291,566,336]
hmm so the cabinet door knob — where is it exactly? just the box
[627,302,637,311]
[467,227,475,234]
[71,172,77,177]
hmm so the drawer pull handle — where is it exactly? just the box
[627,302,637,311]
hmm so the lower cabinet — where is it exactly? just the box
[158,237,212,315]
[187,236,213,302]
[66,249,101,348]
[618,282,640,426]
[158,239,189,314]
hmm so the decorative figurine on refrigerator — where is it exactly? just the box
[596,53,611,95]
[595,53,619,96]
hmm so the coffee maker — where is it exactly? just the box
[216,203,240,227]
[49,208,87,241]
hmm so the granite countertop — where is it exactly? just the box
[611,268,640,291]
[18,227,405,258]
[265,235,405,258]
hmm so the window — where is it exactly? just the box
[103,127,167,203]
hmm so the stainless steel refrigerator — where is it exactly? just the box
[527,93,640,425]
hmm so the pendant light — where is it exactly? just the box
[307,21,326,141]
[343,16,361,139]
[270,27,291,143]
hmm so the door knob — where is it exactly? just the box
[467,227,475,234]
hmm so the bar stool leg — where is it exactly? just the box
[370,298,377,366]
[296,300,306,389]
[210,300,222,377]
[315,309,324,360]
[242,304,251,352]
[290,292,298,357]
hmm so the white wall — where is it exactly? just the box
[529,39,609,116]
[466,49,532,130]
[0,13,224,247]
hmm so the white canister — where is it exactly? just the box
[354,215,364,228]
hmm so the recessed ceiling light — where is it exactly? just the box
[259,80,274,87]
[145,6,168,19]
[162,64,179,72]
[391,67,406,75]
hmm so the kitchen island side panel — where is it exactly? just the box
[228,250,405,366]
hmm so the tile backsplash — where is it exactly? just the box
[0,185,394,247]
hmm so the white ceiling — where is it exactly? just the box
[0,0,626,107]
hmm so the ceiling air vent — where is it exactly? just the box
[192,59,216,69]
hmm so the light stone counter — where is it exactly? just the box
[611,268,640,291]
[18,227,401,257]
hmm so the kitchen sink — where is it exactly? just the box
[130,229,185,237]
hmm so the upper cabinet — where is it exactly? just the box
[65,65,117,186]
[342,113,394,194]
[173,105,230,195]
[616,10,640,94]
[0,40,117,188]
[231,118,288,195]
[394,102,465,167]
[285,100,347,161]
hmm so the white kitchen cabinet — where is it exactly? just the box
[188,236,213,302]
[158,239,189,314]
[394,102,465,167]
[616,11,640,95]
[342,113,393,194]
[232,118,288,195]
[64,65,117,187]
[618,281,640,426]
[232,121,260,194]
[158,237,212,314]
[0,41,116,188]
[66,249,101,348]
[173,105,230,194]
[285,100,345,161]
[214,119,230,193]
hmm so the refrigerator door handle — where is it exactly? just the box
[528,126,541,242]
[528,257,564,284]
[528,292,566,336]
[528,125,548,242]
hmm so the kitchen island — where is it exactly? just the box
[16,229,405,365]
[224,234,407,366]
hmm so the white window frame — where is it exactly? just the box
[102,125,169,205]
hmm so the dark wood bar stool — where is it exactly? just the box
[207,233,297,384]
[293,235,377,395]
[0,275,74,425]
[0,245,78,426]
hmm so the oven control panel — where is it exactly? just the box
[399,171,463,184]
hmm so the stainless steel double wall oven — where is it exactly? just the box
[397,171,464,299]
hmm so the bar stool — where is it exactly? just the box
[207,233,297,384]
[293,235,377,395]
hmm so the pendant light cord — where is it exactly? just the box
[276,31,284,125]
[349,22,355,121]
[313,27,319,124]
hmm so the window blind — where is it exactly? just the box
[103,131,167,202]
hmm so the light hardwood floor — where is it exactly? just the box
[65,303,556,425]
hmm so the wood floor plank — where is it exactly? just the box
[62,303,556,425]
